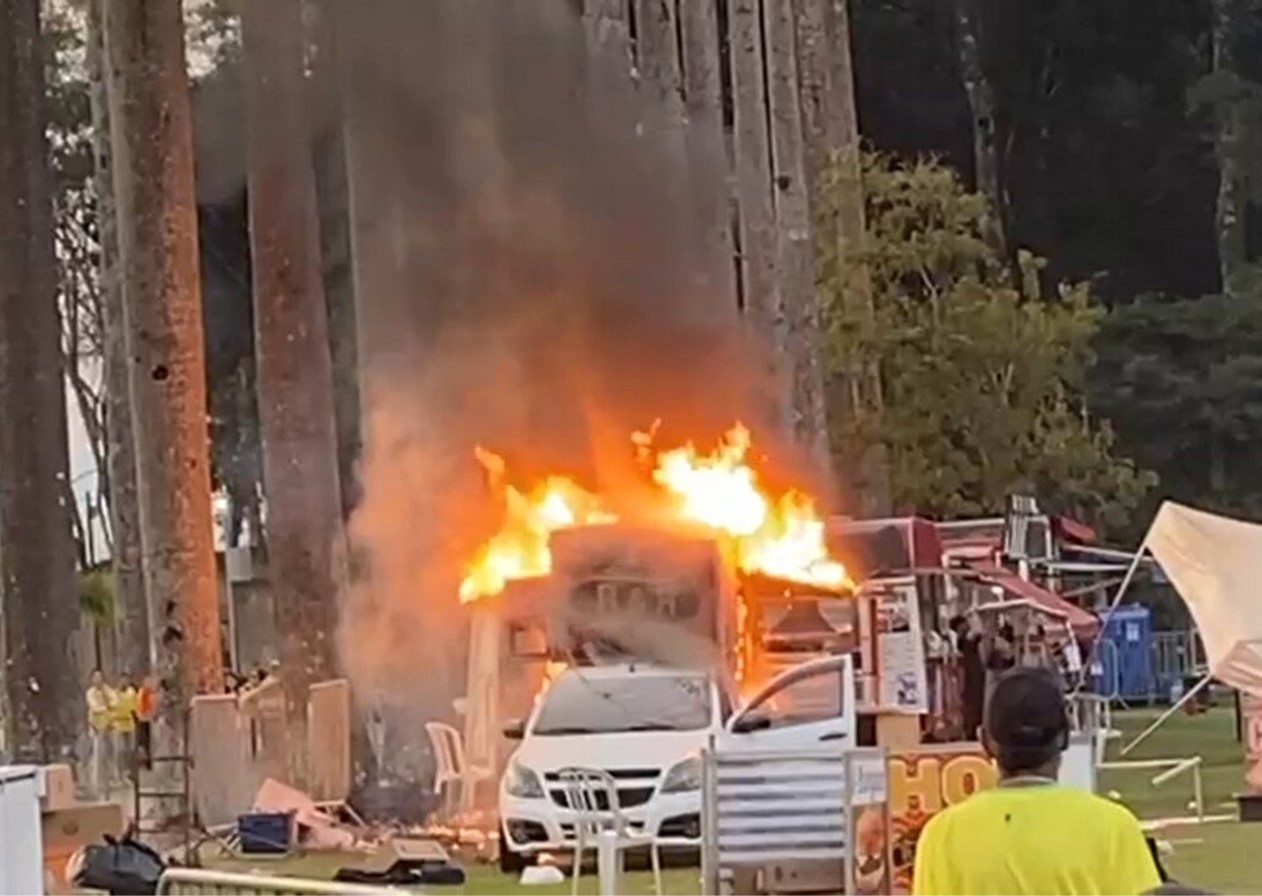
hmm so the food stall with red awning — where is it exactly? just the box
[971,561,1100,639]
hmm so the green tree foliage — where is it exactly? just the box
[78,568,115,620]
[1093,291,1262,521]
[852,0,1219,303]
[822,154,1155,528]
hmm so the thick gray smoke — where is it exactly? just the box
[328,0,799,774]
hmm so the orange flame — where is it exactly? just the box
[458,425,850,602]
[648,425,850,590]
[457,448,615,602]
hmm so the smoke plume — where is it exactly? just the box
[328,0,798,771]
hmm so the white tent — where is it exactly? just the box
[1144,501,1262,695]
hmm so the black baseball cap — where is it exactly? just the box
[984,667,1070,773]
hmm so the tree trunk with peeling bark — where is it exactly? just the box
[633,0,689,195]
[953,0,1006,250]
[795,0,888,512]
[582,0,636,103]
[1212,0,1248,299]
[242,0,349,786]
[88,0,149,679]
[765,0,830,466]
[680,0,738,311]
[104,0,223,727]
[0,0,83,764]
[728,0,786,422]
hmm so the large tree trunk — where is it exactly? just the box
[0,0,84,763]
[764,0,830,466]
[308,9,362,522]
[680,0,738,311]
[795,0,888,512]
[633,0,689,165]
[953,0,1006,250]
[728,0,787,424]
[104,0,224,726]
[88,0,149,678]
[242,0,349,787]
[1212,0,1248,299]
[582,0,636,109]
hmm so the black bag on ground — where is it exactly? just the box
[72,835,166,895]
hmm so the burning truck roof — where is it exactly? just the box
[458,422,853,605]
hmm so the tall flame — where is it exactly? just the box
[457,448,615,602]
[458,424,850,602]
[649,425,849,590]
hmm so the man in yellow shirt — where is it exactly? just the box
[85,669,116,798]
[913,667,1162,895]
[112,673,139,779]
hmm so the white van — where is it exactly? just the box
[497,654,855,872]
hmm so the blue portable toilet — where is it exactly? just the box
[1095,604,1154,703]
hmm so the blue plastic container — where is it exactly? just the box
[237,812,293,854]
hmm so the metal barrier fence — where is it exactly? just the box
[1153,631,1205,697]
[156,868,398,895]
[701,745,888,896]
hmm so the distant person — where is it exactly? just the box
[948,614,985,740]
[135,674,158,770]
[85,669,116,798]
[112,673,139,779]
[913,667,1161,895]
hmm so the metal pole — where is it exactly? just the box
[1073,544,1147,695]
[701,743,718,895]
[597,829,619,896]
[1120,673,1213,756]
[844,752,855,896]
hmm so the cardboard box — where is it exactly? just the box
[39,764,76,812]
[40,801,125,887]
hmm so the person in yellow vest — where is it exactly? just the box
[112,673,139,781]
[913,667,1160,895]
[84,669,116,798]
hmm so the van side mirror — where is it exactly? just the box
[502,719,526,740]
[732,713,771,734]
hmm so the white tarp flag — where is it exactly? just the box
[1145,501,1262,695]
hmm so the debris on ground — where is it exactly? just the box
[334,837,466,886]
[251,778,357,852]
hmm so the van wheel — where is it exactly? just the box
[499,828,529,875]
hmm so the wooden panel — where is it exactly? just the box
[308,678,352,804]
[190,694,255,829]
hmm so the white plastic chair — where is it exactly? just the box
[424,721,492,817]
[557,767,662,896]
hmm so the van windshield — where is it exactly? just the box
[531,672,712,735]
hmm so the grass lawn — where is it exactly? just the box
[1098,701,1261,893]
[1097,703,1242,820]
[204,704,1262,893]
[207,853,697,894]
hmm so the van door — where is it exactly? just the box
[722,654,856,751]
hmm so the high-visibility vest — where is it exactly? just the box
[113,688,138,733]
[86,686,116,732]
[136,686,158,722]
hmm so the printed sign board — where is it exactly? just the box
[886,746,998,893]
[873,583,933,716]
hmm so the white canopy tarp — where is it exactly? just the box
[1144,501,1262,694]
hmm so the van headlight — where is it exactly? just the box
[504,761,545,799]
[660,755,702,793]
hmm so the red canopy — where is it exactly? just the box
[972,562,1099,639]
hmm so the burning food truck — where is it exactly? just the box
[464,522,862,871]
[451,425,871,868]
[450,424,1096,886]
